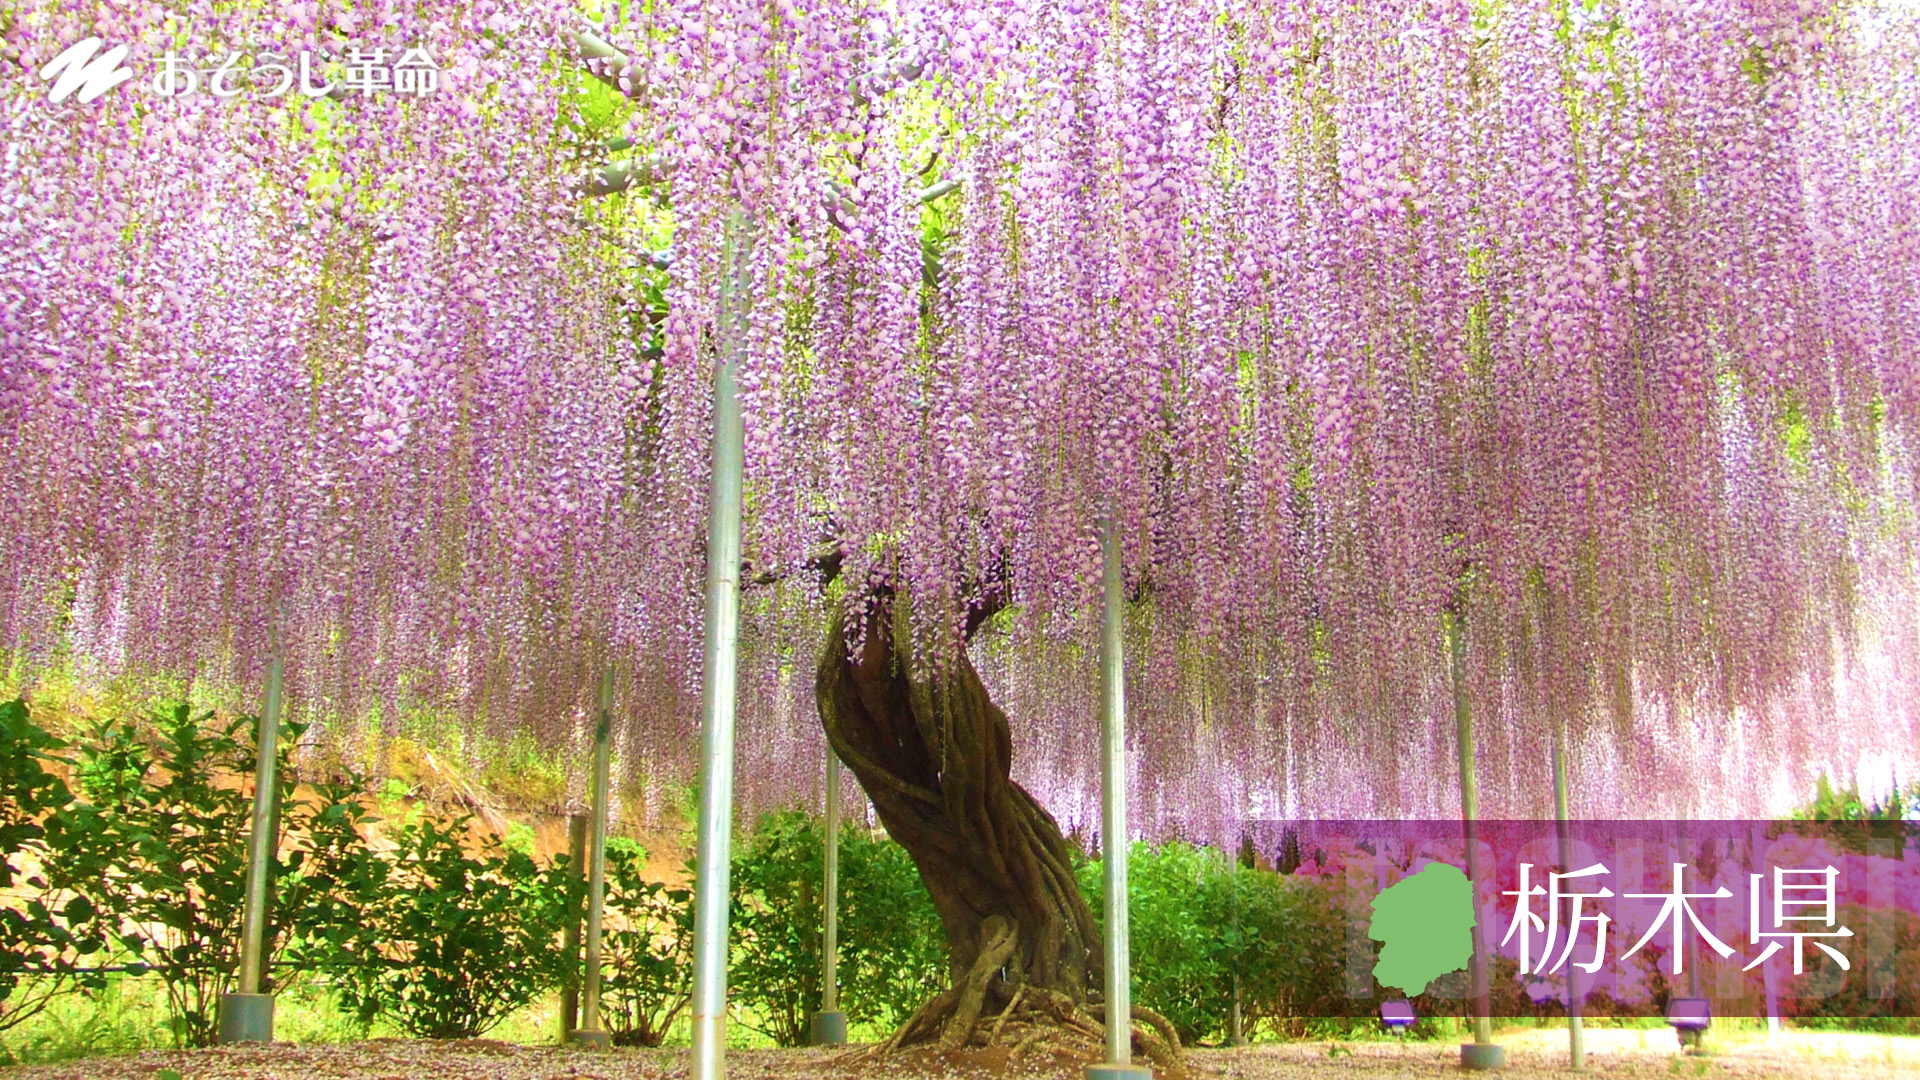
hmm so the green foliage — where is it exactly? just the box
[1782,904,1920,1034]
[727,809,945,1046]
[0,976,164,1064]
[1,699,575,1048]
[19,697,1701,1054]
[274,771,389,1036]
[726,811,823,1047]
[1787,777,1919,858]
[594,840,693,1046]
[834,822,947,1028]
[375,776,413,810]
[46,704,270,1048]
[1218,862,1353,1039]
[0,700,106,1032]
[501,820,538,856]
[1081,842,1216,1041]
[1793,774,1917,824]
[477,737,568,812]
[330,815,568,1039]
[1078,841,1351,1045]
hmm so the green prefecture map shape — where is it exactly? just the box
[1368,862,1475,995]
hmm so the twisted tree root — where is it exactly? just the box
[848,948,1187,1080]
[939,915,1019,1049]
[986,984,1028,1045]
[1087,1002,1188,1079]
[1010,1026,1052,1059]
[1087,1002,1183,1053]
[872,986,956,1056]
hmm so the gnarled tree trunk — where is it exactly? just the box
[815,590,1102,1044]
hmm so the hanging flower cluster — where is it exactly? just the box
[2,0,1915,830]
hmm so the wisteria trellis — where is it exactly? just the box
[2,0,1916,836]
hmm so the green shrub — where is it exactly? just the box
[1078,841,1352,1045]
[1218,862,1351,1039]
[727,811,825,1046]
[727,809,944,1045]
[0,700,106,1034]
[47,705,272,1047]
[275,771,389,1036]
[1781,903,1920,1033]
[1792,775,1918,824]
[835,823,945,1030]
[596,839,693,1046]
[1088,841,1221,1043]
[331,814,567,1039]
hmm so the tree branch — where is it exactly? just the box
[578,29,643,97]
[961,551,1012,640]
[744,541,844,590]
[919,178,961,203]
[583,155,675,197]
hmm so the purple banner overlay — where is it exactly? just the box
[1232,820,1918,1018]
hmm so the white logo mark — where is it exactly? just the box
[40,37,135,104]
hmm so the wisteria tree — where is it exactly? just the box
[3,0,1918,1056]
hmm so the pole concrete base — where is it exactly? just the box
[1086,1065,1152,1080]
[568,1028,612,1050]
[217,992,274,1043]
[808,1010,847,1045]
[1460,1042,1506,1070]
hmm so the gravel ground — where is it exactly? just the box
[8,1027,1918,1080]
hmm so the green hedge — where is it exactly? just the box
[21,696,1798,1056]
[1,700,951,1050]
[0,700,108,1035]
[727,808,946,1045]
[1077,840,1353,1045]
[0,697,1514,1053]
[2,699,581,1046]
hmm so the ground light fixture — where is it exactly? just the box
[1667,997,1711,1052]
[1380,1000,1417,1035]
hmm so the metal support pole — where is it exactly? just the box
[691,207,750,1080]
[1677,817,1707,1054]
[1553,727,1584,1071]
[572,670,615,1049]
[218,637,285,1043]
[1229,845,1245,1048]
[1089,518,1150,1080]
[1750,823,1780,1037]
[1449,612,1504,1071]
[809,752,847,1044]
[823,753,839,1010]
[560,812,588,1041]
